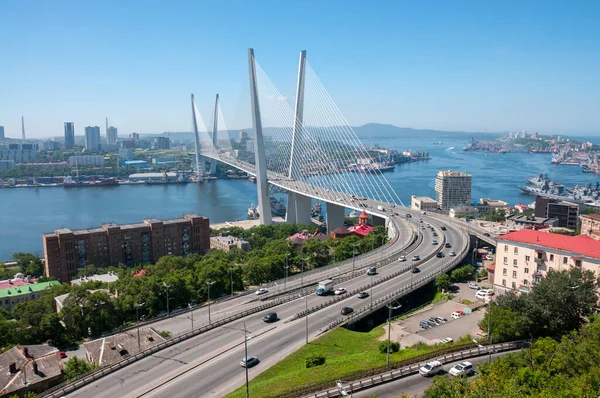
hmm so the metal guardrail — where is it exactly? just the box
[40,291,305,398]
[296,341,524,398]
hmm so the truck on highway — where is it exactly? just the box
[316,279,334,295]
[377,205,384,211]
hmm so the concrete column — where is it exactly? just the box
[295,193,312,225]
[326,203,345,235]
[288,50,306,180]
[372,215,386,227]
[248,48,272,225]
[286,192,297,224]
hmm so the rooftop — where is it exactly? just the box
[84,327,165,366]
[0,345,62,396]
[0,276,36,290]
[413,196,437,203]
[507,214,557,226]
[582,213,600,221]
[71,273,119,285]
[437,170,471,177]
[0,280,60,298]
[498,229,600,259]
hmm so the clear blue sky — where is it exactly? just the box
[1,0,599,138]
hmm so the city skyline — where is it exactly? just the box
[1,0,599,137]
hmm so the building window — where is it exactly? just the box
[525,255,530,262]
[503,257,508,265]
[502,279,506,286]
[549,267,554,272]
[513,259,518,266]
[514,247,518,254]
[550,254,554,261]
[524,268,529,274]
[575,260,582,268]
[563,257,568,264]
[503,268,507,276]
[512,281,516,289]
[523,280,529,285]
[504,245,508,252]
[512,270,517,278]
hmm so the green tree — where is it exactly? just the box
[301,239,330,269]
[12,252,44,277]
[478,305,527,342]
[450,265,475,283]
[435,274,451,292]
[63,356,97,379]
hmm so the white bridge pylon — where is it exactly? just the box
[191,48,404,230]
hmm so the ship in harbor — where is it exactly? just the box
[248,176,257,183]
[526,173,550,187]
[270,196,286,217]
[247,203,259,220]
[519,179,600,206]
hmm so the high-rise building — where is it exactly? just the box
[107,126,118,145]
[0,143,37,163]
[0,126,4,140]
[155,137,170,150]
[64,122,75,149]
[84,126,101,151]
[239,131,248,143]
[43,214,210,282]
[435,170,472,211]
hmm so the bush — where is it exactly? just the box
[378,341,400,354]
[305,354,326,368]
[159,330,172,339]
[63,356,97,380]
[450,265,475,283]
[435,274,451,292]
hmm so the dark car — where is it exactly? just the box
[366,267,377,276]
[484,233,490,236]
[240,356,259,368]
[411,266,420,273]
[441,226,447,231]
[263,312,278,323]
[357,291,369,299]
[436,252,444,258]
[341,306,354,315]
[445,243,451,248]
[406,214,412,218]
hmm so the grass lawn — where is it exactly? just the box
[431,292,454,304]
[226,322,467,398]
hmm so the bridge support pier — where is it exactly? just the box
[286,192,297,223]
[295,193,312,225]
[372,215,386,227]
[326,203,345,235]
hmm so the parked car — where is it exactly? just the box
[59,351,67,359]
[263,312,278,323]
[357,291,369,299]
[412,255,420,261]
[468,282,480,290]
[449,361,473,377]
[485,255,494,260]
[341,306,354,315]
[476,289,493,300]
[428,317,440,325]
[436,252,444,258]
[440,337,453,344]
[334,288,347,295]
[432,232,438,237]
[255,288,268,295]
[240,356,259,368]
[435,316,447,324]
[420,210,427,215]
[406,214,412,218]
[476,262,483,267]
[449,251,457,256]
[399,255,407,262]
[445,243,451,248]
[419,360,443,376]
[420,322,432,329]
[451,311,463,319]
[366,267,377,276]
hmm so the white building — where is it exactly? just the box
[68,155,105,167]
[410,195,438,212]
[435,170,472,211]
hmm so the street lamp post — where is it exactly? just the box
[305,295,309,344]
[207,280,216,324]
[135,302,145,352]
[230,267,235,297]
[352,243,360,277]
[284,254,290,293]
[163,282,171,317]
[370,273,374,309]
[189,303,194,331]
[386,300,402,367]
[301,257,308,291]
[243,323,250,398]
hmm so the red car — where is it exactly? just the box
[59,351,67,359]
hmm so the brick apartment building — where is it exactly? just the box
[43,214,210,282]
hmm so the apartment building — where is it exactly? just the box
[495,229,600,294]
[43,214,210,282]
[534,196,579,229]
[580,213,600,240]
[434,170,472,211]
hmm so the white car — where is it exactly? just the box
[449,251,457,256]
[468,282,480,290]
[399,255,406,262]
[412,255,420,261]
[255,288,268,295]
[476,289,494,300]
[440,337,453,344]
[419,360,443,376]
[451,311,463,319]
[449,361,473,377]
[485,255,494,260]
[334,288,347,295]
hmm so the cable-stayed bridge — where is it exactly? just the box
[192,49,404,234]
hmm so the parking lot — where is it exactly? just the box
[382,282,488,347]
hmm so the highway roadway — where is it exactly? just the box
[350,350,519,398]
[66,215,468,398]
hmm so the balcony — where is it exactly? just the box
[535,258,545,265]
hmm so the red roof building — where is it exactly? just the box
[287,229,328,246]
[347,211,373,238]
[494,229,600,294]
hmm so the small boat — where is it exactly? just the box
[248,176,257,183]
[247,203,259,220]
